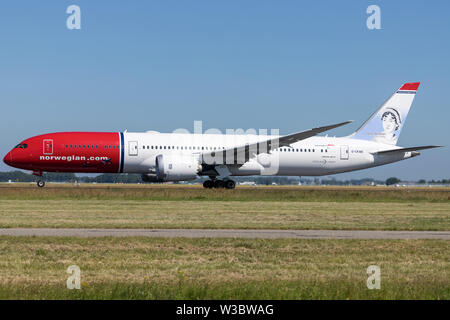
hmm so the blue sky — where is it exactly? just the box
[0,1,449,180]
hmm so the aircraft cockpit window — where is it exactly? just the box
[15,144,28,149]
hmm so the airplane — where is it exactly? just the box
[3,82,441,189]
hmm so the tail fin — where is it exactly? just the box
[350,82,420,145]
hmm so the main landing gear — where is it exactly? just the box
[203,179,236,189]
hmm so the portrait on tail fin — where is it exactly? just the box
[374,107,401,145]
[350,82,419,145]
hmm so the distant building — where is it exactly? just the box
[239,181,256,186]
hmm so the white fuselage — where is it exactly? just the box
[121,132,412,177]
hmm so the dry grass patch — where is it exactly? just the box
[0,200,448,230]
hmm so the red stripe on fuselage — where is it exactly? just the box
[9,132,121,173]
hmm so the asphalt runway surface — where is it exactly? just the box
[0,228,449,239]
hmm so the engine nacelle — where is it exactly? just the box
[142,154,200,182]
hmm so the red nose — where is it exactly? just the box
[3,151,12,166]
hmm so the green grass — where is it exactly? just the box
[0,184,449,202]
[0,199,449,230]
[0,184,448,230]
[0,236,448,299]
[1,280,447,300]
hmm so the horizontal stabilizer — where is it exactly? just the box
[373,145,442,155]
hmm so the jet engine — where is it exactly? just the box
[141,154,201,182]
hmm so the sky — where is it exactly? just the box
[0,1,449,180]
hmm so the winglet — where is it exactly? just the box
[399,82,420,91]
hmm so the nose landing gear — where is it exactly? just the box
[32,170,45,188]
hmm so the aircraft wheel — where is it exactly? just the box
[224,180,236,189]
[203,180,214,189]
[213,180,225,188]
[37,180,45,188]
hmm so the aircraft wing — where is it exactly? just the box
[270,120,353,147]
[201,120,353,165]
[373,145,442,155]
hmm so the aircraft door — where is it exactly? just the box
[340,145,349,160]
[43,139,53,155]
[129,141,138,156]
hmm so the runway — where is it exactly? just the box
[0,228,449,239]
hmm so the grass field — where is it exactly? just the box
[0,199,449,230]
[1,183,449,202]
[0,236,448,299]
[0,184,448,230]
[0,184,448,299]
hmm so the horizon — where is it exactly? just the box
[1,169,448,184]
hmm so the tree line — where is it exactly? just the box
[0,171,448,185]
